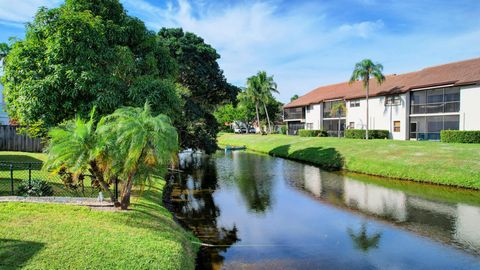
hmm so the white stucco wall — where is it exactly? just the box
[304,104,322,130]
[346,94,408,140]
[460,84,480,131]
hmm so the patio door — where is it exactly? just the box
[410,122,417,139]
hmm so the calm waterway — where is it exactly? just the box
[167,150,480,270]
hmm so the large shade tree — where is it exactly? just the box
[349,59,385,139]
[158,28,240,153]
[2,0,179,133]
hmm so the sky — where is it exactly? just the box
[0,0,479,103]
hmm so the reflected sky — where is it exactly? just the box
[169,151,480,270]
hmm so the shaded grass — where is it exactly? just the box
[219,133,480,189]
[0,181,198,270]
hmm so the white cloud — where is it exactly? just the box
[0,0,61,24]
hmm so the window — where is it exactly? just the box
[410,87,460,115]
[323,100,346,118]
[323,119,346,137]
[284,107,305,120]
[349,122,355,129]
[393,121,400,132]
[409,115,459,140]
[350,100,360,107]
[385,95,401,106]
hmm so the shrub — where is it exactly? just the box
[345,129,389,139]
[441,130,480,143]
[279,125,287,135]
[298,129,328,137]
[17,179,54,197]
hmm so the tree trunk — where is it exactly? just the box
[89,160,117,205]
[255,101,261,133]
[338,114,341,138]
[120,174,135,210]
[263,102,272,134]
[365,82,370,140]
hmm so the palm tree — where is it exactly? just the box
[349,59,385,139]
[330,101,347,138]
[44,108,117,204]
[246,71,278,133]
[97,102,178,209]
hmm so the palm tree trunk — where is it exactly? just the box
[120,174,135,210]
[263,102,272,134]
[255,101,261,133]
[338,114,341,138]
[89,160,117,205]
[366,83,369,140]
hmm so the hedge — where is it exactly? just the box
[440,130,480,143]
[345,129,389,139]
[298,129,328,137]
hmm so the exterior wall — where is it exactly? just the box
[346,94,408,140]
[460,84,480,130]
[304,104,322,130]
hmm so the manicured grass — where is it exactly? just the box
[218,133,480,189]
[0,181,198,270]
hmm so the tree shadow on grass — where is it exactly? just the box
[269,144,344,170]
[0,239,44,269]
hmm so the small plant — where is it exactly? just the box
[17,179,54,197]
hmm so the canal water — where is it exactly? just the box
[167,151,480,270]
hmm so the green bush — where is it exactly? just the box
[17,179,54,197]
[441,130,480,143]
[298,129,328,137]
[345,129,389,139]
[279,125,287,135]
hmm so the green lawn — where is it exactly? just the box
[0,152,198,270]
[218,133,480,189]
[0,182,198,270]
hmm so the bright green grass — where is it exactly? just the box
[0,152,97,197]
[0,181,198,270]
[218,133,480,189]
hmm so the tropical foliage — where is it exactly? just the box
[349,59,385,139]
[45,103,177,209]
[245,71,279,133]
[158,28,240,153]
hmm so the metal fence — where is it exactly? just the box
[0,162,106,198]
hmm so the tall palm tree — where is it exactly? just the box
[44,108,117,204]
[349,59,385,139]
[330,101,347,138]
[97,102,178,209]
[246,71,278,133]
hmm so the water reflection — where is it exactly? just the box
[347,223,382,253]
[169,151,480,270]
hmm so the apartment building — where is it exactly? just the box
[283,58,480,140]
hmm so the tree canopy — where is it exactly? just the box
[158,28,240,153]
[2,0,179,131]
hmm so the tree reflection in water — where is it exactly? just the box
[232,153,274,214]
[169,152,239,270]
[348,223,382,253]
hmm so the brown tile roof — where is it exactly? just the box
[284,57,480,108]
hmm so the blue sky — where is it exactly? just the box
[1,0,479,103]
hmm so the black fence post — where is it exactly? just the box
[114,178,119,201]
[10,164,14,195]
[28,163,32,186]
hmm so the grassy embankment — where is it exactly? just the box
[0,152,198,270]
[218,133,480,189]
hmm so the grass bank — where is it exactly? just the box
[0,153,198,270]
[218,133,480,189]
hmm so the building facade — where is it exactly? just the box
[284,58,480,140]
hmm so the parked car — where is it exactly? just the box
[234,127,247,134]
[248,128,256,133]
